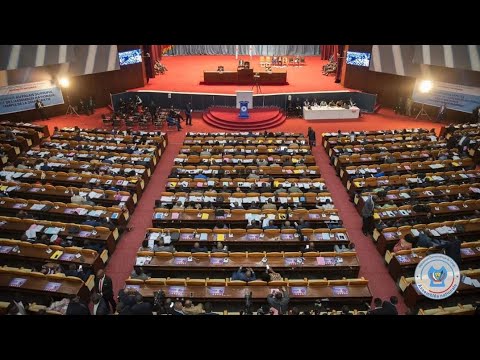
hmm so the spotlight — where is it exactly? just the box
[59,77,70,88]
[419,80,433,93]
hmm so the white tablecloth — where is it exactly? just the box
[303,106,360,120]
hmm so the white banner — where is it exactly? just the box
[412,80,480,113]
[0,80,64,115]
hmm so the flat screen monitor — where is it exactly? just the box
[346,51,371,67]
[119,49,142,66]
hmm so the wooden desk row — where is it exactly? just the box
[328,140,448,158]
[144,227,349,251]
[51,131,166,147]
[172,166,321,178]
[58,127,168,148]
[354,183,480,213]
[25,148,157,172]
[135,251,359,279]
[0,270,90,303]
[323,132,436,152]
[0,121,50,138]
[186,132,305,138]
[0,126,41,146]
[348,170,480,197]
[341,158,474,187]
[0,197,128,227]
[0,239,106,273]
[334,152,452,174]
[372,199,480,222]
[0,180,135,213]
[165,179,327,192]
[159,191,333,208]
[0,167,144,198]
[373,218,480,255]
[152,208,341,229]
[124,281,371,305]
[173,155,316,167]
[42,140,161,160]
[0,216,117,254]
[15,157,151,183]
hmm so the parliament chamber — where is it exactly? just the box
[0,44,479,317]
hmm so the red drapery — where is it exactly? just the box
[320,45,339,61]
[143,45,168,79]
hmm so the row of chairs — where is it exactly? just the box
[126,276,367,287]
[137,250,355,258]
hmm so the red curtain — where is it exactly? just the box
[320,45,339,61]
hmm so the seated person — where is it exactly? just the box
[320,100,327,106]
[191,241,208,253]
[212,241,228,253]
[231,266,256,282]
[334,242,356,253]
[328,100,336,107]
[166,116,182,131]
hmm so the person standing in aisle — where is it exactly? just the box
[185,102,192,126]
[308,127,316,147]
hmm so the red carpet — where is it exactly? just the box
[132,56,347,94]
[203,107,286,130]
[32,106,445,314]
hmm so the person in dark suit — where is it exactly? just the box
[202,302,218,315]
[367,298,385,315]
[436,103,447,122]
[185,102,192,126]
[66,296,90,315]
[35,99,49,120]
[95,269,116,312]
[130,294,153,315]
[91,292,110,315]
[382,296,398,315]
[308,127,316,147]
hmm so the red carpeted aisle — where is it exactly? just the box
[33,107,443,313]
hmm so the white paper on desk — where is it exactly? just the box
[462,276,473,286]
[30,204,46,211]
[245,213,262,223]
[148,232,160,241]
[163,235,171,245]
[6,186,18,193]
[207,180,215,186]
[386,211,395,217]
[429,229,440,237]
[312,182,321,187]
[321,233,330,240]
[203,196,215,203]
[88,191,102,199]
[189,196,203,202]
[410,229,420,237]
[279,197,288,204]
[76,208,88,215]
[160,196,174,202]
[26,229,37,239]
[329,215,340,221]
[260,196,275,203]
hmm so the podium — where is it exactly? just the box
[239,101,249,118]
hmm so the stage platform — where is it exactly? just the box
[131,55,345,95]
[202,107,286,130]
